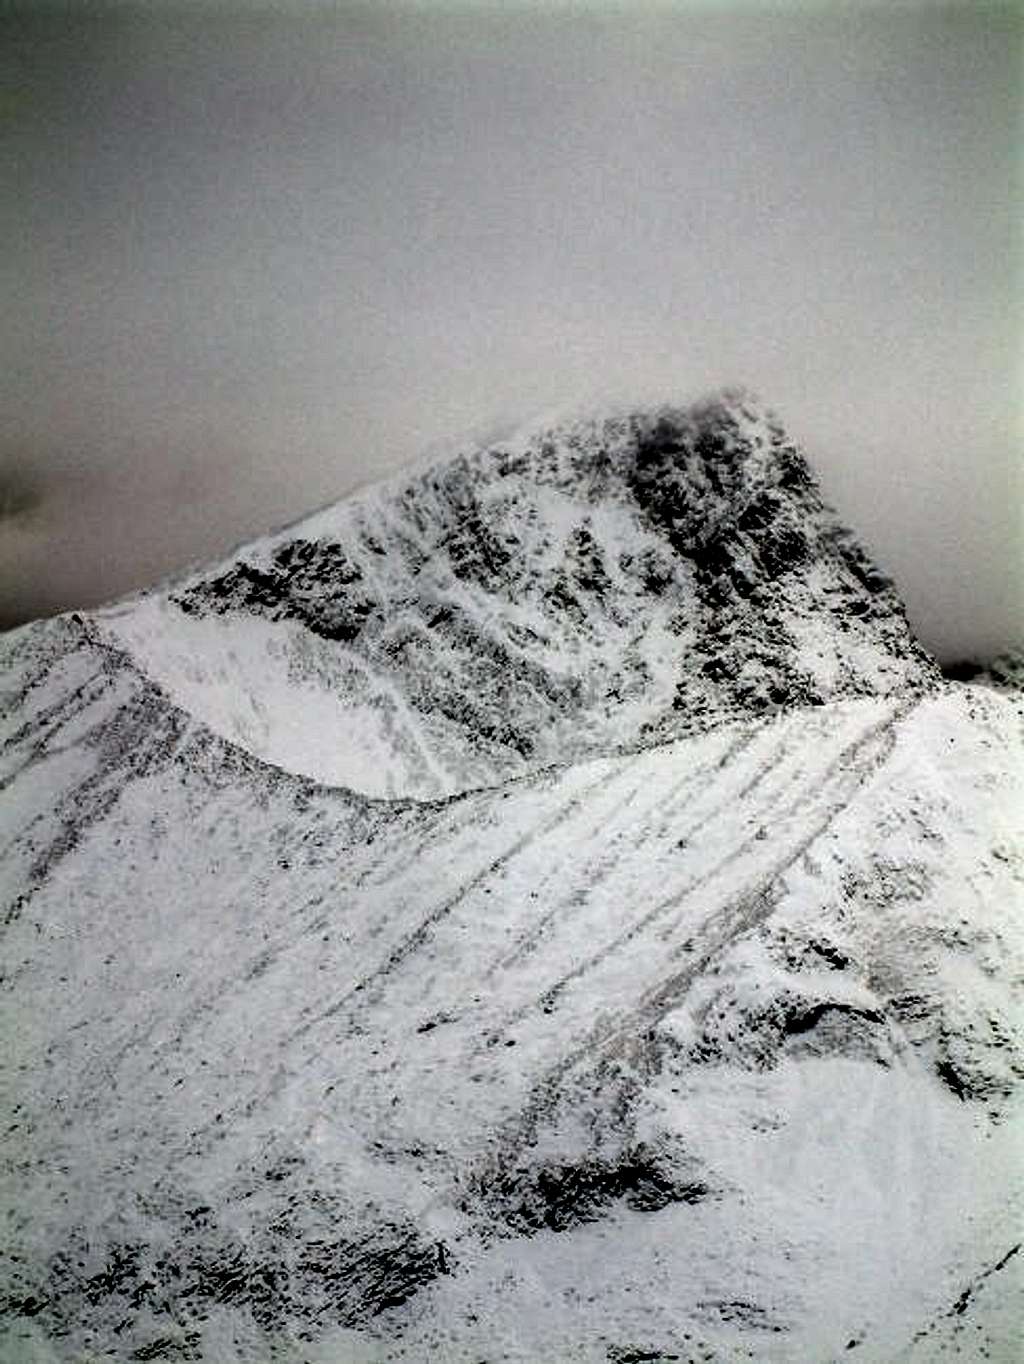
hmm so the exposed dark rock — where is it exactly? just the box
[688,985,893,1072]
[606,1347,682,1363]
[470,1139,711,1236]
[2,1184,448,1353]
[177,538,379,644]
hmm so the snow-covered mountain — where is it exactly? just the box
[1,393,1020,1362]
[96,392,935,797]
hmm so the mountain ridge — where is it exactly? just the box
[91,390,938,797]
[1,392,1019,1363]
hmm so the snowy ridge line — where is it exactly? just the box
[7,604,932,822]
[1,611,603,813]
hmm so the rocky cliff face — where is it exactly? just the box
[1,395,1019,1363]
[97,392,936,796]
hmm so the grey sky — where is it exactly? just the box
[1,1,1020,659]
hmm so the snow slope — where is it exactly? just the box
[1,395,1020,1362]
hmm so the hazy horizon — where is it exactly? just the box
[2,1,1020,661]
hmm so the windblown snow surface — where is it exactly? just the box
[1,393,1021,1362]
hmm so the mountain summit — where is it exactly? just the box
[98,391,935,797]
[1,394,1019,1362]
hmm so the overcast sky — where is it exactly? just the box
[1,1,1020,660]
